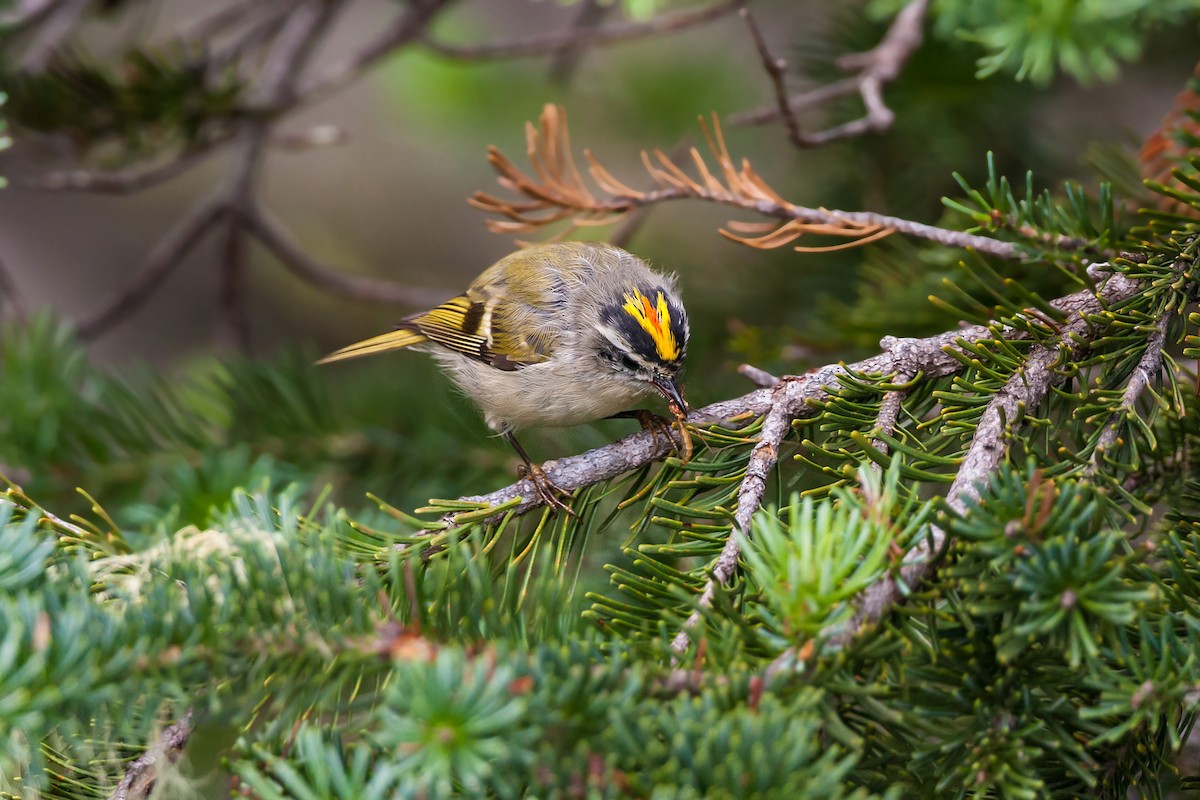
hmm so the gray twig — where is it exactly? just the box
[548,0,612,83]
[174,0,294,45]
[735,0,928,146]
[249,0,338,108]
[869,384,908,468]
[670,395,790,655]
[0,0,58,31]
[738,363,780,388]
[73,0,444,338]
[294,0,452,103]
[1087,313,1170,475]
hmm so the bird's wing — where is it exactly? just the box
[411,292,552,371]
[321,243,599,369]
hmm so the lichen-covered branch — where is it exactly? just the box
[839,264,1170,650]
[455,271,1143,521]
[452,270,1147,661]
[738,362,781,388]
[844,321,1089,642]
[670,398,790,655]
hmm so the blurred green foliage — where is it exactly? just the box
[871,0,1200,84]
[3,0,1200,796]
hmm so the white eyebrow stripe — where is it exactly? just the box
[596,324,629,351]
[595,324,654,370]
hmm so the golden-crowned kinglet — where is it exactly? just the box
[319,241,689,508]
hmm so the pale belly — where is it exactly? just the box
[430,349,655,432]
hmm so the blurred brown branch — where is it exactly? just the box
[420,0,742,61]
[732,0,928,146]
[0,252,29,321]
[15,0,748,343]
[473,104,1019,258]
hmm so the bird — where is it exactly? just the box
[318,241,690,511]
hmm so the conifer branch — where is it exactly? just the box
[837,263,1175,652]
[844,315,1091,641]
[29,142,232,194]
[734,0,928,145]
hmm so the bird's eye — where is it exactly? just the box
[619,353,641,372]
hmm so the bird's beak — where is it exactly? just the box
[652,375,688,418]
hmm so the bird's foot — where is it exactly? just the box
[517,461,579,518]
[622,409,674,443]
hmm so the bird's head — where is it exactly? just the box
[592,285,690,415]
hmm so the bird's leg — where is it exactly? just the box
[502,430,578,517]
[609,408,693,464]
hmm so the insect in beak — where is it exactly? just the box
[652,375,688,419]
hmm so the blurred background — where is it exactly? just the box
[0,0,1196,528]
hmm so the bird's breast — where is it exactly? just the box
[430,350,652,431]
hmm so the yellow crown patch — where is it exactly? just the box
[622,289,679,362]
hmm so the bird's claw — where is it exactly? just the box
[517,462,579,518]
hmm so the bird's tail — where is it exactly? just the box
[316,328,427,365]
